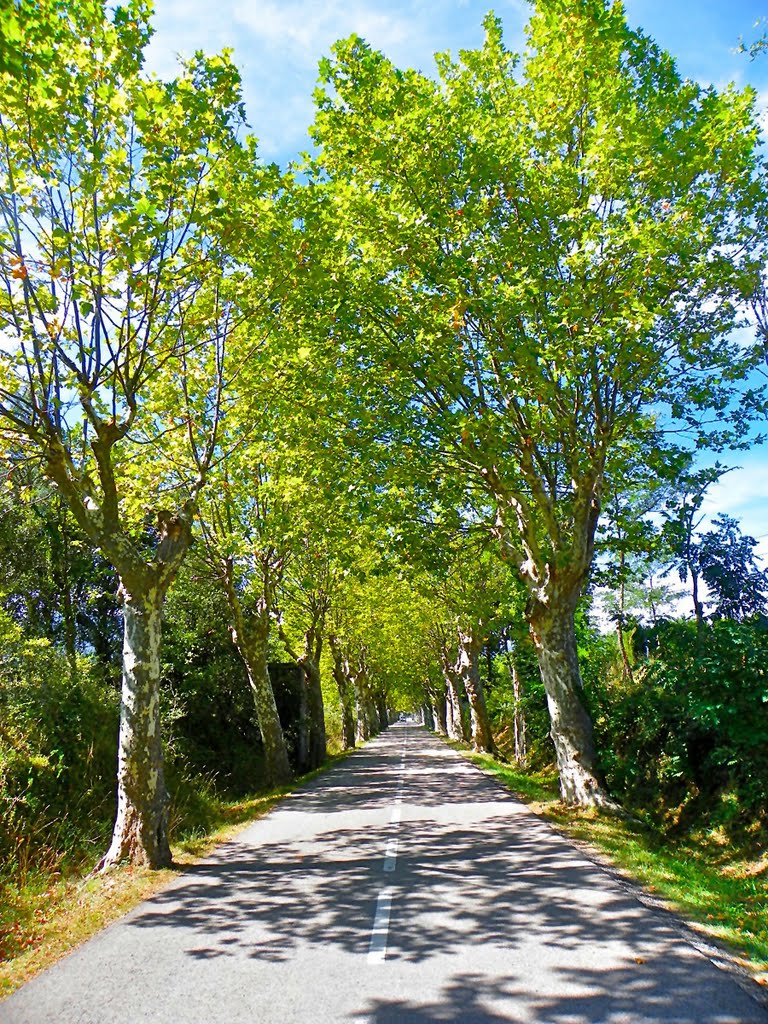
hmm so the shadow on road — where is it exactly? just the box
[123,728,764,1023]
[351,958,759,1024]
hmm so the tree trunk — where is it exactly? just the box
[444,684,455,736]
[97,586,171,870]
[330,645,357,750]
[340,700,357,748]
[355,693,370,743]
[238,636,292,787]
[444,674,467,742]
[505,652,527,766]
[222,564,292,787]
[457,628,494,754]
[432,695,447,735]
[422,703,434,730]
[692,569,705,634]
[529,595,613,808]
[302,658,326,769]
[296,678,311,773]
[616,549,634,682]
[353,657,376,742]
[376,691,389,732]
[616,618,635,682]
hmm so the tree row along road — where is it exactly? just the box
[2,725,765,1024]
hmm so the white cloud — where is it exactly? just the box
[144,0,527,159]
[704,468,768,511]
[231,0,411,64]
[700,461,768,561]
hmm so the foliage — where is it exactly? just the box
[0,463,121,675]
[697,515,768,621]
[309,4,767,607]
[488,640,552,767]
[0,607,118,881]
[1,0,768,978]
[0,0,249,546]
[160,569,267,794]
[590,618,768,826]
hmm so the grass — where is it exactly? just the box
[463,749,768,987]
[0,753,350,1000]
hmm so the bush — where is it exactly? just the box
[589,617,768,830]
[0,609,118,881]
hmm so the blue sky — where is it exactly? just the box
[145,0,768,557]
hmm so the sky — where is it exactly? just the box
[144,0,768,562]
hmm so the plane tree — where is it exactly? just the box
[196,438,296,787]
[309,1,768,805]
[0,0,264,866]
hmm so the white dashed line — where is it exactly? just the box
[383,836,399,872]
[367,888,394,963]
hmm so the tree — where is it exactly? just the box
[0,0,252,866]
[309,1,767,805]
[0,458,122,681]
[662,465,731,630]
[421,542,506,754]
[197,449,294,788]
[327,613,359,750]
[595,463,685,677]
[698,514,768,621]
[277,538,331,772]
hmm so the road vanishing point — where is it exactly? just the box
[2,723,766,1024]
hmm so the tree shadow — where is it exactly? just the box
[353,962,768,1023]
[120,728,767,1022]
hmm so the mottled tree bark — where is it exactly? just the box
[375,690,389,732]
[296,679,311,774]
[456,627,494,754]
[439,640,468,743]
[84,510,196,871]
[41,424,205,870]
[504,651,527,766]
[495,483,614,809]
[444,675,467,742]
[280,607,327,770]
[303,657,327,769]
[352,651,377,742]
[234,632,293,788]
[97,587,170,870]
[529,591,612,807]
[432,694,447,735]
[329,639,357,750]
[222,561,292,788]
[355,695,370,743]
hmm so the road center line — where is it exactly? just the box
[383,835,398,872]
[367,888,394,963]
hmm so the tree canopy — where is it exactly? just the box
[1,0,768,883]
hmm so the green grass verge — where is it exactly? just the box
[0,751,352,999]
[465,750,768,984]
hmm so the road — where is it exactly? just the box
[2,723,766,1024]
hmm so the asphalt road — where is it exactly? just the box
[2,723,766,1024]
